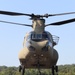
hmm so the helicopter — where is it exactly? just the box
[0,10,75,75]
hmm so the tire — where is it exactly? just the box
[52,66,55,75]
[19,65,22,72]
[21,66,25,75]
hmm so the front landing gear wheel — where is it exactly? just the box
[55,66,58,75]
[52,66,55,75]
[21,66,25,75]
[38,69,41,75]
[19,65,22,72]
[51,65,58,75]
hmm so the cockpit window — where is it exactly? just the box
[27,32,49,41]
[31,34,42,39]
[31,33,49,41]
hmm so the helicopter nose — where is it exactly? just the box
[26,40,51,52]
[26,40,36,51]
[30,40,49,50]
[42,42,49,51]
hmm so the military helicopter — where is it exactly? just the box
[0,10,75,75]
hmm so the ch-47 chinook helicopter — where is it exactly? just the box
[0,10,75,75]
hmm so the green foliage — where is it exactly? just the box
[0,64,75,75]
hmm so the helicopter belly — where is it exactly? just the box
[18,45,58,68]
[19,49,51,68]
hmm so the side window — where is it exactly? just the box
[26,33,31,41]
[46,32,52,42]
[52,35,59,46]
[47,33,53,47]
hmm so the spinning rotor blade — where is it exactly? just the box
[0,10,32,16]
[0,20,32,27]
[48,12,75,17]
[46,18,75,26]
[0,10,75,18]
[40,12,75,18]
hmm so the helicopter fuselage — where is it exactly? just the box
[18,31,59,69]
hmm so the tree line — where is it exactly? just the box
[0,64,75,75]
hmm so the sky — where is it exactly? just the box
[0,0,75,67]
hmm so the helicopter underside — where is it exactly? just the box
[18,34,59,75]
[18,47,58,69]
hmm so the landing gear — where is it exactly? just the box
[37,60,41,75]
[37,56,58,75]
[55,66,58,75]
[52,65,58,75]
[37,65,58,75]
[19,65,25,75]
[19,65,22,72]
[52,66,55,75]
[19,65,58,75]
[38,69,41,75]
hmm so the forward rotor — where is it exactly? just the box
[0,10,75,18]
[0,10,75,26]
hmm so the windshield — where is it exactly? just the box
[27,32,49,41]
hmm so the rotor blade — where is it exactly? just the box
[0,20,32,27]
[48,12,75,16]
[0,10,32,16]
[46,18,75,26]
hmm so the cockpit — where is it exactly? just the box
[24,31,59,48]
[27,32,49,42]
